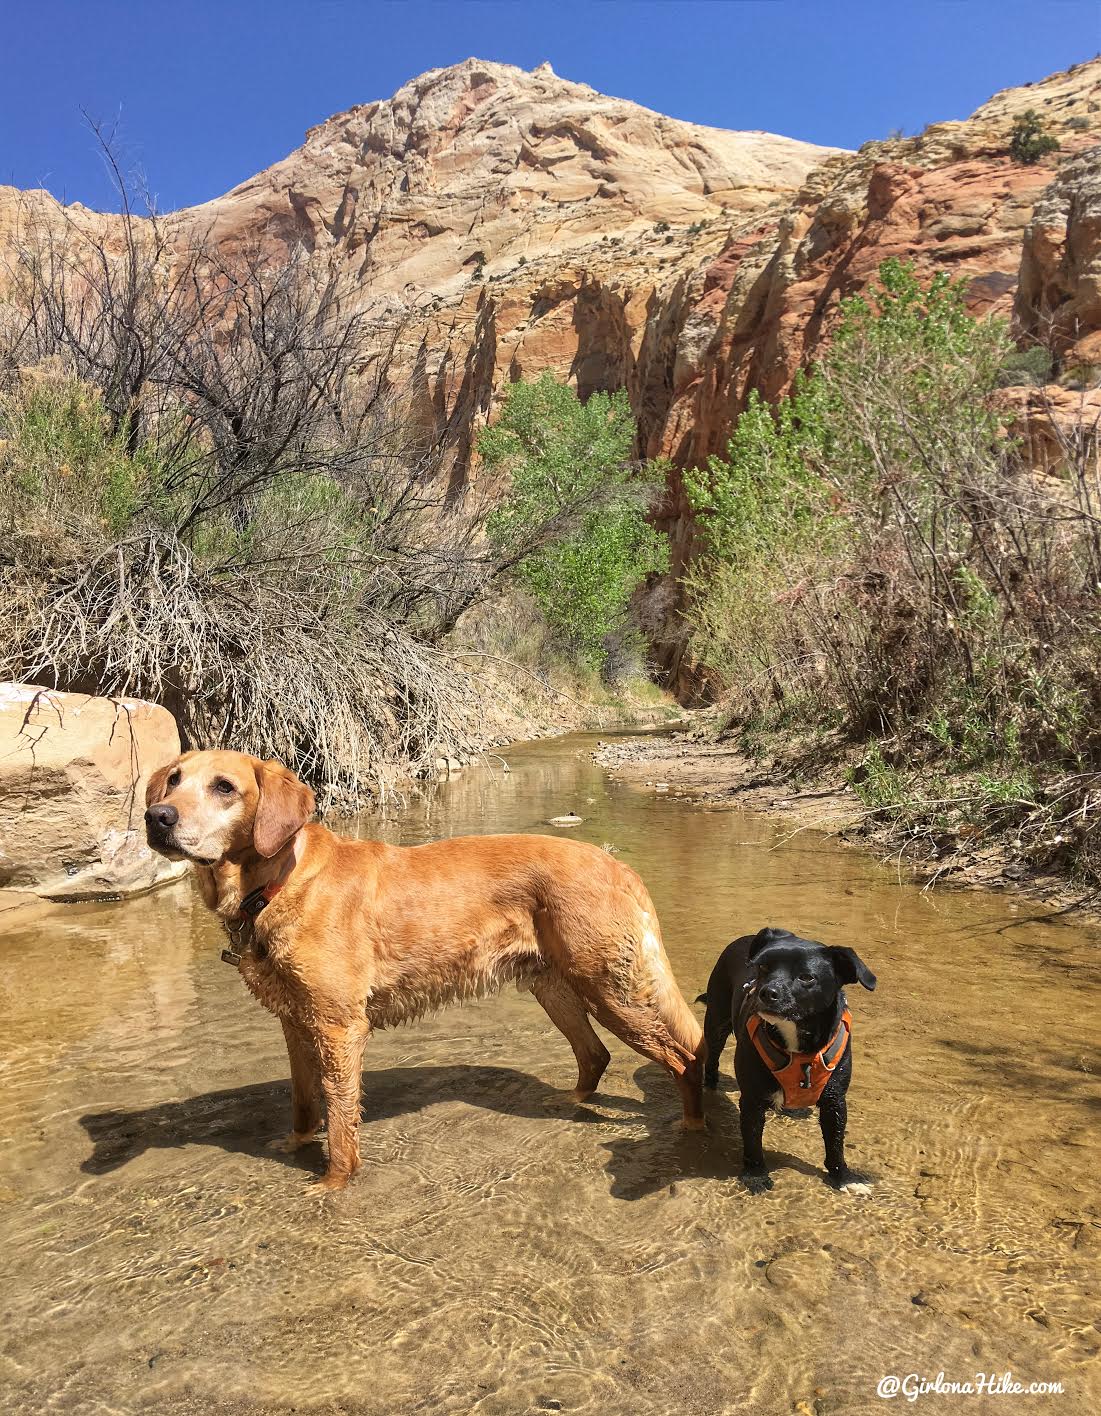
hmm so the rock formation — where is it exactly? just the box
[647,58,1101,476]
[1,54,1098,686]
[3,56,1096,474]
[0,684,186,902]
[169,58,840,471]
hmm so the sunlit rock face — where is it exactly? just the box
[647,58,1101,477]
[4,57,1097,472]
[170,57,841,470]
[1,56,1098,692]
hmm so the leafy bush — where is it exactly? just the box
[1009,110,1060,165]
[997,344,1054,387]
[682,259,1101,879]
[480,373,667,669]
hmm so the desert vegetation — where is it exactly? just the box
[1009,109,1061,164]
[479,373,667,672]
[0,175,666,804]
[684,260,1101,884]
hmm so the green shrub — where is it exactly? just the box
[997,344,1054,387]
[480,373,667,669]
[1009,110,1060,165]
[1,374,171,541]
[681,256,1101,879]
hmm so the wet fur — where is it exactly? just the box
[147,751,704,1189]
[698,926,876,1194]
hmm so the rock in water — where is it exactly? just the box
[0,684,187,900]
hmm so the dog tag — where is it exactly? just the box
[221,948,242,967]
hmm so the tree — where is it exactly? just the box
[683,259,1014,722]
[0,158,516,804]
[1009,110,1060,165]
[479,374,667,669]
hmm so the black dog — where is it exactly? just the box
[698,927,876,1194]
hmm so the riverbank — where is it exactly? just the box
[457,652,680,761]
[595,723,1101,923]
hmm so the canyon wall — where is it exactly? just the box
[2,55,1098,688]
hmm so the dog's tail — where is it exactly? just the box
[664,985,704,1065]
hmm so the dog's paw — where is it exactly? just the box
[827,1169,872,1196]
[310,1171,352,1194]
[679,1116,708,1133]
[542,1089,593,1112]
[703,1072,719,1090]
[268,1131,320,1154]
[739,1169,774,1194]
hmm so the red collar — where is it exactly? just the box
[220,856,296,968]
[232,834,302,923]
[238,877,285,919]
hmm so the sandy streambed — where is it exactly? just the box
[0,732,1097,1414]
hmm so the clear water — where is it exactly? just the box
[1,731,1098,1414]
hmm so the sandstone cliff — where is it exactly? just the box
[650,57,1100,471]
[2,56,1099,619]
[171,58,841,470]
[163,56,1100,479]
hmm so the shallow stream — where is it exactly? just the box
[1,732,1098,1414]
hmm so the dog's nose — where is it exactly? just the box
[758,983,781,1007]
[145,803,179,832]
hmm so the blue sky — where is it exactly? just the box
[4,1,1098,212]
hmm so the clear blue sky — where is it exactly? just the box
[4,1,1098,212]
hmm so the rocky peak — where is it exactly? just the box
[183,57,842,304]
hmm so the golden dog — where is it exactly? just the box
[146,751,704,1189]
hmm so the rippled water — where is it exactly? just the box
[1,731,1099,1415]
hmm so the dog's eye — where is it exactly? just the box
[797,972,815,985]
[213,779,236,796]
[167,769,181,788]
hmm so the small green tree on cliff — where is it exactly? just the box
[1009,110,1060,165]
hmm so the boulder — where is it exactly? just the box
[0,683,187,899]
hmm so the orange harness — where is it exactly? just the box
[747,1007,852,1108]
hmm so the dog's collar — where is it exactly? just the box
[220,835,301,966]
[238,877,286,920]
[747,1006,852,1109]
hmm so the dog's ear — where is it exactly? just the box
[828,947,877,991]
[145,760,176,807]
[746,927,787,963]
[253,760,315,858]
